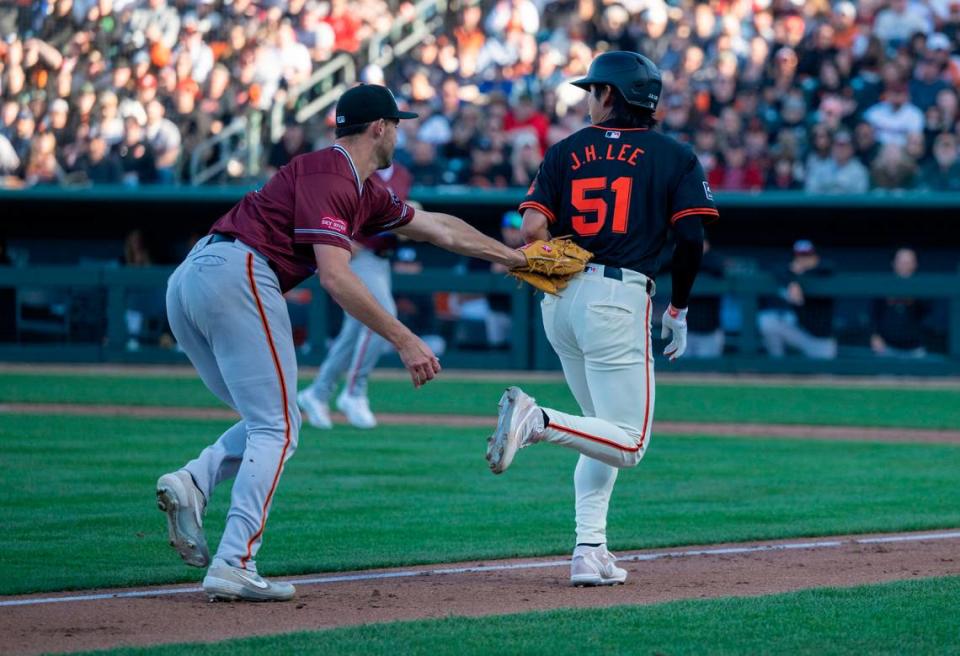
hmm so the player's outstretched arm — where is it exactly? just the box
[313,244,440,388]
[394,209,527,269]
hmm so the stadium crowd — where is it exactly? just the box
[2,0,960,190]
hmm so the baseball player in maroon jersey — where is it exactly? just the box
[485,52,718,586]
[298,162,414,429]
[157,84,527,601]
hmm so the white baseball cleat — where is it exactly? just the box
[570,545,628,587]
[202,558,295,602]
[297,388,333,429]
[486,386,544,474]
[336,391,377,429]
[156,470,209,568]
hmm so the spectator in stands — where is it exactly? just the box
[24,133,62,186]
[129,0,180,50]
[864,83,925,147]
[266,123,309,174]
[510,130,542,187]
[0,132,18,180]
[873,0,931,46]
[0,100,18,140]
[910,57,950,111]
[920,132,960,190]
[871,248,928,358]
[806,130,870,194]
[97,91,125,146]
[407,141,445,186]
[766,154,802,190]
[758,240,836,359]
[114,115,158,185]
[145,99,181,184]
[871,143,919,189]
[709,141,763,191]
[75,135,124,184]
[9,109,35,179]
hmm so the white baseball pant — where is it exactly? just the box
[537,265,655,545]
[166,236,300,570]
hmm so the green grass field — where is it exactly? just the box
[79,576,960,656]
[3,409,959,595]
[3,372,960,428]
[5,374,959,655]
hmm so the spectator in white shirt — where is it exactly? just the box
[864,83,925,146]
[873,0,931,45]
[144,99,181,184]
[806,130,870,193]
[174,13,214,85]
[276,20,312,89]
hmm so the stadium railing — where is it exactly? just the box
[0,265,958,375]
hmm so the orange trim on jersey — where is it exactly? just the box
[638,295,652,450]
[670,207,720,224]
[546,422,642,453]
[589,125,650,132]
[241,253,293,569]
[519,201,556,223]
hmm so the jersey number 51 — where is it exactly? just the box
[571,176,633,236]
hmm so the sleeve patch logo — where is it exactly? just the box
[605,130,621,139]
[320,216,349,234]
[702,181,714,201]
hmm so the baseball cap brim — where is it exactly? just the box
[570,76,598,90]
[393,110,418,119]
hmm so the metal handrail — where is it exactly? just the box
[188,113,263,185]
[189,0,446,185]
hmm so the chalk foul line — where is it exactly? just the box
[2,530,958,608]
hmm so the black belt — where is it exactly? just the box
[602,265,654,294]
[209,233,236,244]
[209,233,278,274]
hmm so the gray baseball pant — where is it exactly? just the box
[307,249,395,400]
[165,236,301,571]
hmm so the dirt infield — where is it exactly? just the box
[2,530,958,655]
[3,402,960,445]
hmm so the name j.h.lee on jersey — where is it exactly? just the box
[570,143,646,170]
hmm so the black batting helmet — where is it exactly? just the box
[572,51,662,111]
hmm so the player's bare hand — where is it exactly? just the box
[397,335,441,388]
[661,305,688,361]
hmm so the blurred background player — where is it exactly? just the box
[298,161,413,429]
[871,247,929,358]
[757,240,836,359]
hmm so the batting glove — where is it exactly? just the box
[661,304,688,361]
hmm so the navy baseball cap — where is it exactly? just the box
[335,85,418,128]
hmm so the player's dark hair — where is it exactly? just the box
[594,85,658,129]
[335,121,372,138]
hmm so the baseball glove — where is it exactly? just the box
[509,238,594,295]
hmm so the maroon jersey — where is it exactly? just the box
[354,162,414,254]
[211,145,414,292]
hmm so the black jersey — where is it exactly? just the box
[520,121,718,277]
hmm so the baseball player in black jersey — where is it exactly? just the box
[486,51,718,586]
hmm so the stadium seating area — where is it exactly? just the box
[2,0,960,190]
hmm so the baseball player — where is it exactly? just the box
[157,84,527,601]
[486,52,717,586]
[297,162,413,429]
